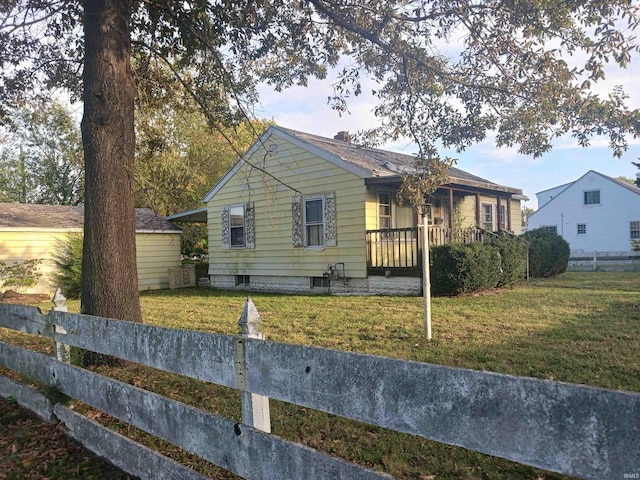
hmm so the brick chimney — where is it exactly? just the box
[334,131,351,143]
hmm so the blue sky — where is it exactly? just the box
[256,63,640,210]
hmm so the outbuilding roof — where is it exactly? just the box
[0,203,181,232]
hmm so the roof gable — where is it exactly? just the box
[204,126,523,202]
[530,170,640,219]
[0,203,180,232]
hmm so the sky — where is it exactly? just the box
[254,63,640,211]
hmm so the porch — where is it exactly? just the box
[365,226,497,276]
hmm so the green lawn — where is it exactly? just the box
[2,271,639,479]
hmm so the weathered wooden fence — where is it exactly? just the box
[0,297,639,480]
[568,250,640,272]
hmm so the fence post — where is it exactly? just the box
[236,297,271,433]
[51,288,70,363]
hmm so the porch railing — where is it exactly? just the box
[366,226,498,274]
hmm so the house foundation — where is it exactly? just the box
[209,274,421,296]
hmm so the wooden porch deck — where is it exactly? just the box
[365,226,497,276]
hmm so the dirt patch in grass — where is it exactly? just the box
[0,397,133,480]
[1,290,51,305]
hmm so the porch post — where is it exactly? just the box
[497,196,502,231]
[507,196,512,232]
[475,194,481,226]
[448,189,454,229]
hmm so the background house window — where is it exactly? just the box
[577,224,586,235]
[543,225,558,234]
[481,203,494,231]
[229,204,246,247]
[631,221,640,240]
[378,192,392,229]
[235,275,250,286]
[584,190,600,205]
[305,196,324,246]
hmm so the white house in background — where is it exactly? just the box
[528,170,640,252]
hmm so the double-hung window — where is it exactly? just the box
[631,221,640,240]
[584,190,600,205]
[481,203,494,231]
[229,204,245,247]
[577,223,586,235]
[499,204,507,231]
[292,192,337,248]
[305,196,324,247]
[221,202,255,249]
[378,192,392,229]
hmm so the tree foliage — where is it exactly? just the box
[52,233,83,299]
[134,64,272,215]
[0,100,84,205]
[2,1,638,160]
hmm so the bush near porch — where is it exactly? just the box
[430,233,529,295]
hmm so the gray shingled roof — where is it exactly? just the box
[0,203,181,231]
[280,127,500,185]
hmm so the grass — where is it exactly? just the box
[1,271,639,479]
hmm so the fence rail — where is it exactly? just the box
[1,299,638,480]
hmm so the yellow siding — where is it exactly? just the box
[455,196,477,227]
[136,233,182,291]
[365,187,416,230]
[0,229,180,294]
[0,229,75,294]
[510,199,523,235]
[207,139,368,279]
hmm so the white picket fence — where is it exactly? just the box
[0,297,638,480]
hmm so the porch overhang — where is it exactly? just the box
[365,176,527,199]
[166,207,207,223]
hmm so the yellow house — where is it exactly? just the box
[0,203,182,294]
[172,126,527,295]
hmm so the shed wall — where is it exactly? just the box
[0,229,180,294]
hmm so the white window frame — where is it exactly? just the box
[377,190,394,230]
[304,195,325,248]
[229,203,246,248]
[499,204,507,231]
[577,223,587,235]
[481,203,494,231]
[630,221,640,240]
[543,225,558,234]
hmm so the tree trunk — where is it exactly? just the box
[80,0,141,364]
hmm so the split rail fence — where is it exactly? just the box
[0,297,638,480]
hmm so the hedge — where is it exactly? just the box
[521,228,570,278]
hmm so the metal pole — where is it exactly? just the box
[421,209,432,340]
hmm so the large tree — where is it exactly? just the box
[1,0,638,326]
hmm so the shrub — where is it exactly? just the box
[487,233,529,286]
[52,233,83,299]
[521,228,570,278]
[0,259,43,291]
[430,243,501,295]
